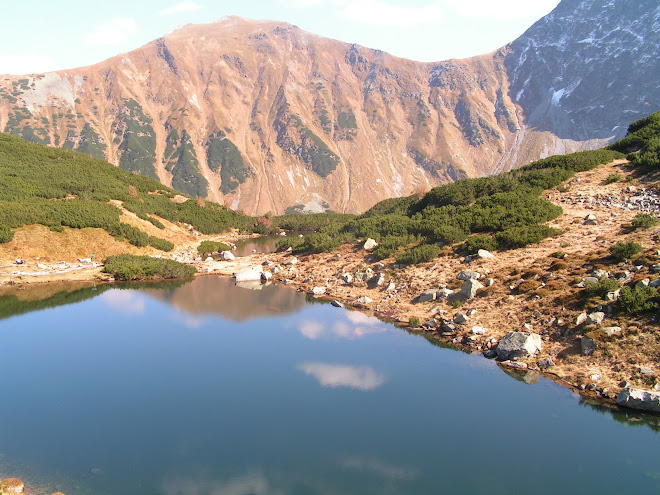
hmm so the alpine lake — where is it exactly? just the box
[0,274,658,495]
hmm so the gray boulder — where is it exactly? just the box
[496,332,543,360]
[477,249,494,259]
[616,388,660,413]
[309,286,326,296]
[221,250,235,261]
[586,312,605,326]
[234,265,263,282]
[416,289,437,303]
[460,279,484,299]
[581,336,597,356]
[340,273,353,284]
[457,271,481,281]
[356,296,373,305]
[363,238,378,250]
[282,257,298,266]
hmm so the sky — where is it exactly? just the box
[0,0,560,75]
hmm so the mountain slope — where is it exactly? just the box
[0,0,658,215]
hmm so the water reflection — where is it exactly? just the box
[162,472,269,495]
[296,311,387,340]
[141,276,306,321]
[339,457,419,480]
[100,290,145,315]
[298,362,386,391]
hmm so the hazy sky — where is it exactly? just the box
[0,0,560,74]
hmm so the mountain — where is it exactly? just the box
[0,0,657,215]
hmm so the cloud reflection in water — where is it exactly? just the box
[297,362,386,391]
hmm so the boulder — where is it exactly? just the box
[496,331,543,360]
[584,214,598,225]
[580,336,597,356]
[616,388,660,414]
[363,238,378,250]
[459,279,483,299]
[586,312,605,326]
[457,271,481,281]
[416,289,437,303]
[372,273,386,287]
[309,286,326,296]
[575,313,588,326]
[261,271,272,281]
[453,313,469,324]
[437,288,453,298]
[205,257,214,262]
[485,278,494,287]
[592,268,609,279]
[386,282,396,292]
[234,265,263,282]
[538,358,555,370]
[221,250,235,261]
[604,326,622,336]
[340,273,353,284]
[282,257,298,266]
[471,326,488,335]
[477,249,494,259]
[331,300,344,308]
[0,478,24,494]
[356,296,373,305]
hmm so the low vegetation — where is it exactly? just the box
[103,254,197,281]
[197,241,231,256]
[609,241,642,262]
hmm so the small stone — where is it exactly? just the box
[309,286,326,296]
[205,256,214,262]
[586,312,605,326]
[416,289,437,303]
[221,251,235,261]
[575,313,588,326]
[477,249,494,259]
[356,296,373,305]
[460,279,484,299]
[538,358,555,370]
[372,273,386,287]
[485,278,494,287]
[454,313,469,324]
[580,336,597,356]
[457,271,481,281]
[386,282,396,292]
[592,268,609,279]
[483,349,497,359]
[501,360,529,370]
[589,373,602,382]
[467,309,477,316]
[341,273,353,284]
[436,288,453,298]
[261,271,272,281]
[331,300,344,308]
[636,278,650,288]
[471,326,487,335]
[363,238,378,250]
[283,257,298,265]
[604,326,622,336]
[640,367,655,376]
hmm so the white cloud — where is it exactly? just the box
[159,1,205,16]
[100,290,145,315]
[296,313,385,340]
[297,320,326,339]
[85,18,137,46]
[445,0,559,20]
[0,54,60,75]
[298,362,385,391]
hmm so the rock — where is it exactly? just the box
[282,257,298,266]
[309,286,326,296]
[651,278,660,288]
[592,268,609,279]
[385,282,396,292]
[471,326,488,335]
[580,336,597,356]
[369,273,386,288]
[605,289,620,302]
[467,309,477,316]
[538,358,555,370]
[589,373,602,382]
[485,278,495,287]
[78,258,92,264]
[261,271,272,281]
[436,288,453,298]
[331,300,344,308]
[234,265,263,282]
[416,289,437,303]
[221,251,235,261]
[272,266,282,274]
[482,349,497,359]
[500,360,529,370]
[652,264,660,274]
[575,313,588,326]
[459,279,484,299]
[496,332,543,360]
[363,238,378,250]
[586,311,605,326]
[37,263,49,270]
[457,270,481,281]
[364,268,375,280]
[584,213,598,225]
[604,326,622,336]
[477,249,494,259]
[453,313,469,324]
[263,259,274,266]
[356,296,373,305]
[616,388,660,413]
[374,263,386,271]
[341,273,353,284]
[583,276,599,285]
[636,278,650,288]
[279,231,287,236]
[640,367,655,376]
[0,479,24,494]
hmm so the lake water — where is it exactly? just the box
[0,276,658,495]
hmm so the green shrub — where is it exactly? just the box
[618,285,659,314]
[460,234,496,254]
[494,225,562,250]
[631,214,659,230]
[605,173,622,184]
[409,317,420,327]
[609,241,642,262]
[148,237,174,252]
[0,224,13,243]
[197,240,231,255]
[584,277,620,299]
[396,244,440,265]
[103,254,197,281]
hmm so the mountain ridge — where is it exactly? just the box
[0,0,657,215]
